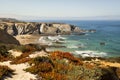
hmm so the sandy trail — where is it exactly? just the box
[0,61,37,80]
[0,50,49,80]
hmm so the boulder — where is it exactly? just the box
[74,27,82,33]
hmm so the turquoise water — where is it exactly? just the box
[34,20,120,57]
[65,21,120,57]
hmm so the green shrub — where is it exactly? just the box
[0,44,14,62]
[25,62,53,74]
[0,66,14,79]
[0,45,8,57]
[29,57,54,66]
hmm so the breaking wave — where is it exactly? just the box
[75,50,108,58]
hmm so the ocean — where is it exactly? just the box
[34,20,120,57]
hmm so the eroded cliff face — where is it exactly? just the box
[0,22,82,36]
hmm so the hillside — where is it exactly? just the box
[0,18,20,22]
[0,29,20,45]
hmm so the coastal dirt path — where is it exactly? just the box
[0,61,37,80]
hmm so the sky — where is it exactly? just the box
[0,0,120,20]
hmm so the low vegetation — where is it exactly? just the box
[0,44,39,64]
[0,65,14,79]
[0,43,120,80]
[50,51,83,65]
[0,44,14,62]
[25,51,109,80]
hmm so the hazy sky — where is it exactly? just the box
[0,0,120,19]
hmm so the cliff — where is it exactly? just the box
[0,18,83,36]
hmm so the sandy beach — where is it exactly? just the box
[15,34,40,45]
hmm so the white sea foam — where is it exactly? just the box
[85,33,89,36]
[48,35,66,41]
[38,36,52,45]
[67,45,79,48]
[75,50,107,58]
[38,35,66,45]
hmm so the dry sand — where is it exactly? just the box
[29,50,48,58]
[100,60,120,68]
[8,50,23,58]
[88,59,120,68]
[15,34,40,45]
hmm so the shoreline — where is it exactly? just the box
[0,34,120,80]
[15,34,119,58]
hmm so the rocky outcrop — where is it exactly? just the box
[0,21,84,36]
[52,23,72,33]
[0,29,20,45]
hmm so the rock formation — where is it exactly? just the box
[0,18,84,36]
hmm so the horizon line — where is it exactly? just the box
[0,14,120,20]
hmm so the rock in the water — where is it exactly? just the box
[89,29,96,33]
[100,42,105,46]
[73,27,82,32]
[0,29,20,45]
